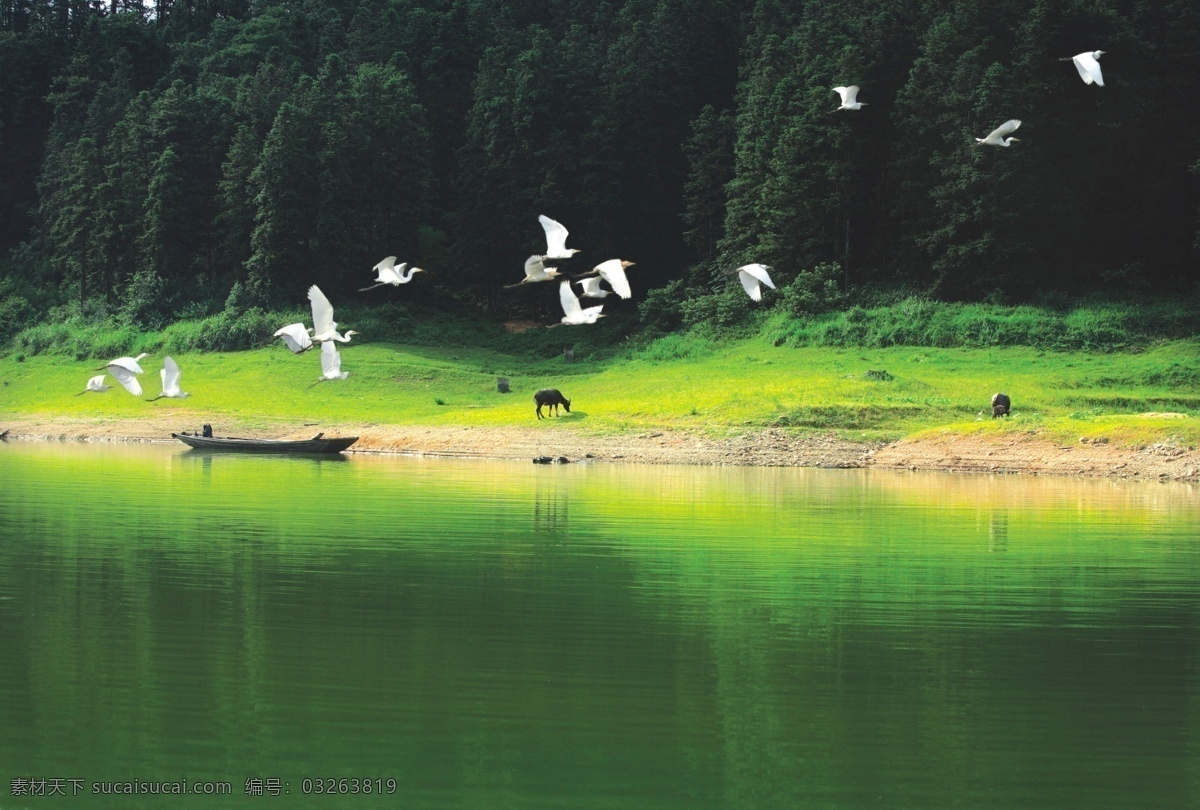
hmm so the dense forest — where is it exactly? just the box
[1,0,1197,341]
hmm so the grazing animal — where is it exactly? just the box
[992,392,1011,418]
[535,388,571,419]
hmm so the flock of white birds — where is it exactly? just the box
[77,51,1105,400]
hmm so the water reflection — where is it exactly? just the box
[0,442,1197,809]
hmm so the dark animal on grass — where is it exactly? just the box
[535,389,571,419]
[992,393,1011,418]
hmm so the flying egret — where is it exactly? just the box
[974,119,1021,147]
[101,353,149,396]
[559,281,605,325]
[313,341,349,384]
[308,285,357,344]
[147,355,189,401]
[504,254,562,288]
[76,375,110,395]
[832,85,866,111]
[736,263,776,302]
[582,259,635,300]
[576,276,612,298]
[360,256,424,291]
[274,323,314,354]
[538,215,581,259]
[1060,50,1105,86]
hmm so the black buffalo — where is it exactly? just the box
[535,389,571,419]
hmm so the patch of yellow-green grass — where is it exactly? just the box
[1,334,1197,447]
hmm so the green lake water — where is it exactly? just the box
[0,442,1197,808]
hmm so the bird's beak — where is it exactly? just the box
[1009,137,1021,142]
[622,261,636,268]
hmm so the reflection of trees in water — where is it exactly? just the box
[989,511,1008,553]
[532,477,568,534]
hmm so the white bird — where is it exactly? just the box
[360,256,424,291]
[76,375,110,395]
[147,355,189,401]
[832,85,866,111]
[274,322,314,354]
[576,276,612,298]
[308,285,357,344]
[504,254,562,288]
[736,263,776,302]
[100,353,149,396]
[586,259,635,300]
[974,119,1021,147]
[538,215,581,259]
[559,281,605,325]
[314,341,349,384]
[1060,50,1105,86]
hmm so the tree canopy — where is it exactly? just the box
[1,0,1197,333]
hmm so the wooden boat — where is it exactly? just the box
[172,432,358,454]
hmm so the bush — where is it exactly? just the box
[776,262,845,317]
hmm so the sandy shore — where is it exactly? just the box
[2,414,1197,482]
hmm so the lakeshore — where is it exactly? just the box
[3,414,1196,482]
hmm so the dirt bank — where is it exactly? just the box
[2,415,1197,482]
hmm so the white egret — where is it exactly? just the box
[584,259,635,300]
[313,341,349,384]
[576,276,612,298]
[147,355,189,401]
[538,215,581,259]
[974,119,1021,147]
[76,375,110,395]
[559,281,605,325]
[360,256,424,291]
[1060,50,1105,86]
[274,323,314,354]
[736,263,776,302]
[101,353,149,397]
[832,85,866,111]
[308,285,357,344]
[504,254,562,288]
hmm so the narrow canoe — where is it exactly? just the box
[172,433,358,454]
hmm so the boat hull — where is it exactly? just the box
[172,433,358,454]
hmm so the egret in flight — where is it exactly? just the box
[505,254,562,288]
[313,342,349,384]
[76,375,110,395]
[274,323,314,354]
[737,263,776,302]
[308,285,357,344]
[559,281,605,325]
[974,119,1021,147]
[1061,50,1105,86]
[581,259,635,300]
[147,355,189,401]
[576,276,612,298]
[832,85,866,111]
[101,353,149,396]
[360,256,424,291]
[538,215,581,259]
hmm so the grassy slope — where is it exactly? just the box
[2,332,1197,448]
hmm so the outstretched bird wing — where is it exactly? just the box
[320,341,341,378]
[539,215,571,256]
[985,119,1021,141]
[274,323,313,353]
[737,264,775,302]
[1072,52,1104,86]
[559,281,583,318]
[107,364,142,397]
[161,355,181,395]
[595,260,632,300]
[833,85,859,106]
[308,285,336,336]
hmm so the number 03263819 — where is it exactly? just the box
[301,778,397,795]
